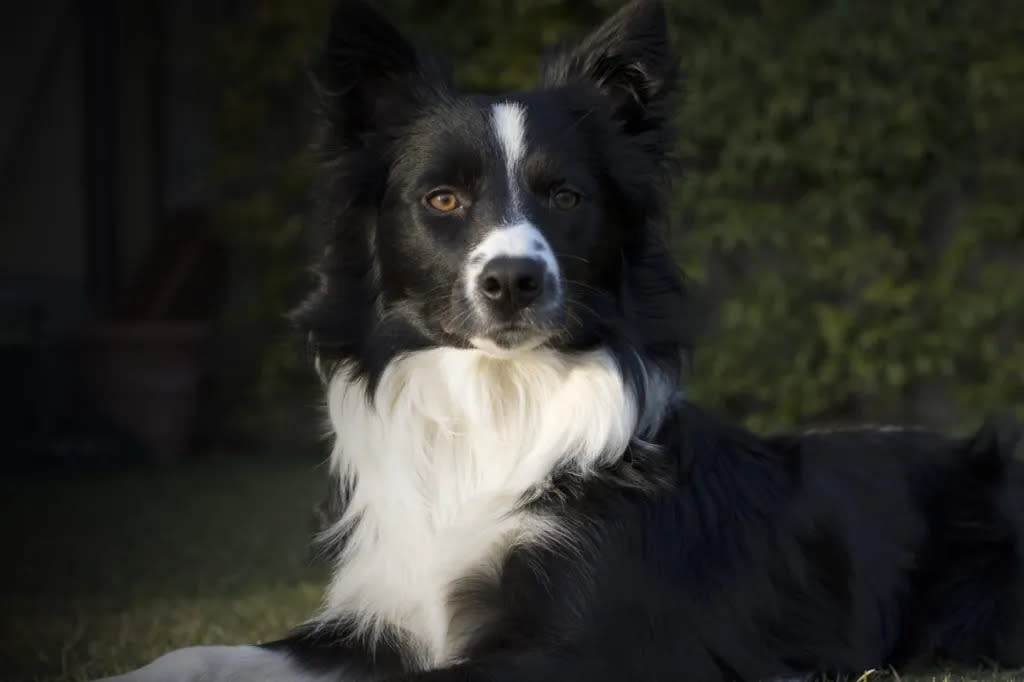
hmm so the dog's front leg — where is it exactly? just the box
[93,643,369,682]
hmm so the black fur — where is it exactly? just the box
[291,0,692,393]
[281,1,1024,680]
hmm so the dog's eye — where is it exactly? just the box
[551,187,581,211]
[425,190,461,213]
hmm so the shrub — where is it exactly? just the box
[667,1,1024,430]
[207,0,1023,439]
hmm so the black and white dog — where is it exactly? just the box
[101,1,1024,680]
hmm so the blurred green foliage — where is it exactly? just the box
[208,0,1023,438]
[206,2,327,441]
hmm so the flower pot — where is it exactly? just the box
[82,321,210,463]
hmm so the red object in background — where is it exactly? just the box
[82,321,210,463]
[82,209,224,462]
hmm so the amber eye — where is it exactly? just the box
[551,187,581,210]
[425,190,461,213]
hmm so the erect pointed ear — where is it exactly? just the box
[313,1,453,146]
[540,0,678,140]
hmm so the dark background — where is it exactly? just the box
[1,1,1022,680]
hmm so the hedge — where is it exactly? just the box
[207,0,1023,439]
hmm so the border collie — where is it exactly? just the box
[100,1,1023,680]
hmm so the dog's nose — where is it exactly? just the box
[477,257,546,310]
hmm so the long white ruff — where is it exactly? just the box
[317,346,670,666]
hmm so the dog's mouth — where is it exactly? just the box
[441,318,554,356]
[440,282,565,355]
[469,325,551,356]
[439,305,562,355]
[480,323,550,349]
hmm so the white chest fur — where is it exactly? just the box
[319,347,650,666]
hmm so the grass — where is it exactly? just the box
[0,454,329,681]
[1,455,1020,681]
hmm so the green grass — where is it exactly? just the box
[0,455,329,681]
[1,456,1020,681]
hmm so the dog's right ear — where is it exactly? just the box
[314,1,452,145]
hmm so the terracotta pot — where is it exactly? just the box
[82,321,210,463]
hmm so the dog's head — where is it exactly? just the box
[296,0,692,380]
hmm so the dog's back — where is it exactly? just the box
[770,417,1024,668]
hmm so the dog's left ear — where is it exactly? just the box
[541,0,677,140]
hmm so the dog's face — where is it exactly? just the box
[300,0,689,366]
[376,92,627,354]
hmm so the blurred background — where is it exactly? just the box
[1,1,1022,680]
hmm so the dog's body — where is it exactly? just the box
[100,2,1024,681]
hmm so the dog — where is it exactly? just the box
[99,1,1024,680]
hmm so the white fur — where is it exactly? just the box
[318,346,667,667]
[461,102,563,343]
[468,221,559,278]
[463,222,562,326]
[480,102,558,278]
[491,101,527,218]
[467,334,548,357]
[94,645,337,682]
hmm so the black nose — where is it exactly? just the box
[477,257,546,310]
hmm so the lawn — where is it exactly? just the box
[0,454,329,681]
[1,455,1020,681]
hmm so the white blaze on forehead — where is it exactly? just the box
[464,102,562,319]
[491,102,527,176]
[491,102,527,219]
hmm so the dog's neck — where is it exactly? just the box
[316,345,672,665]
